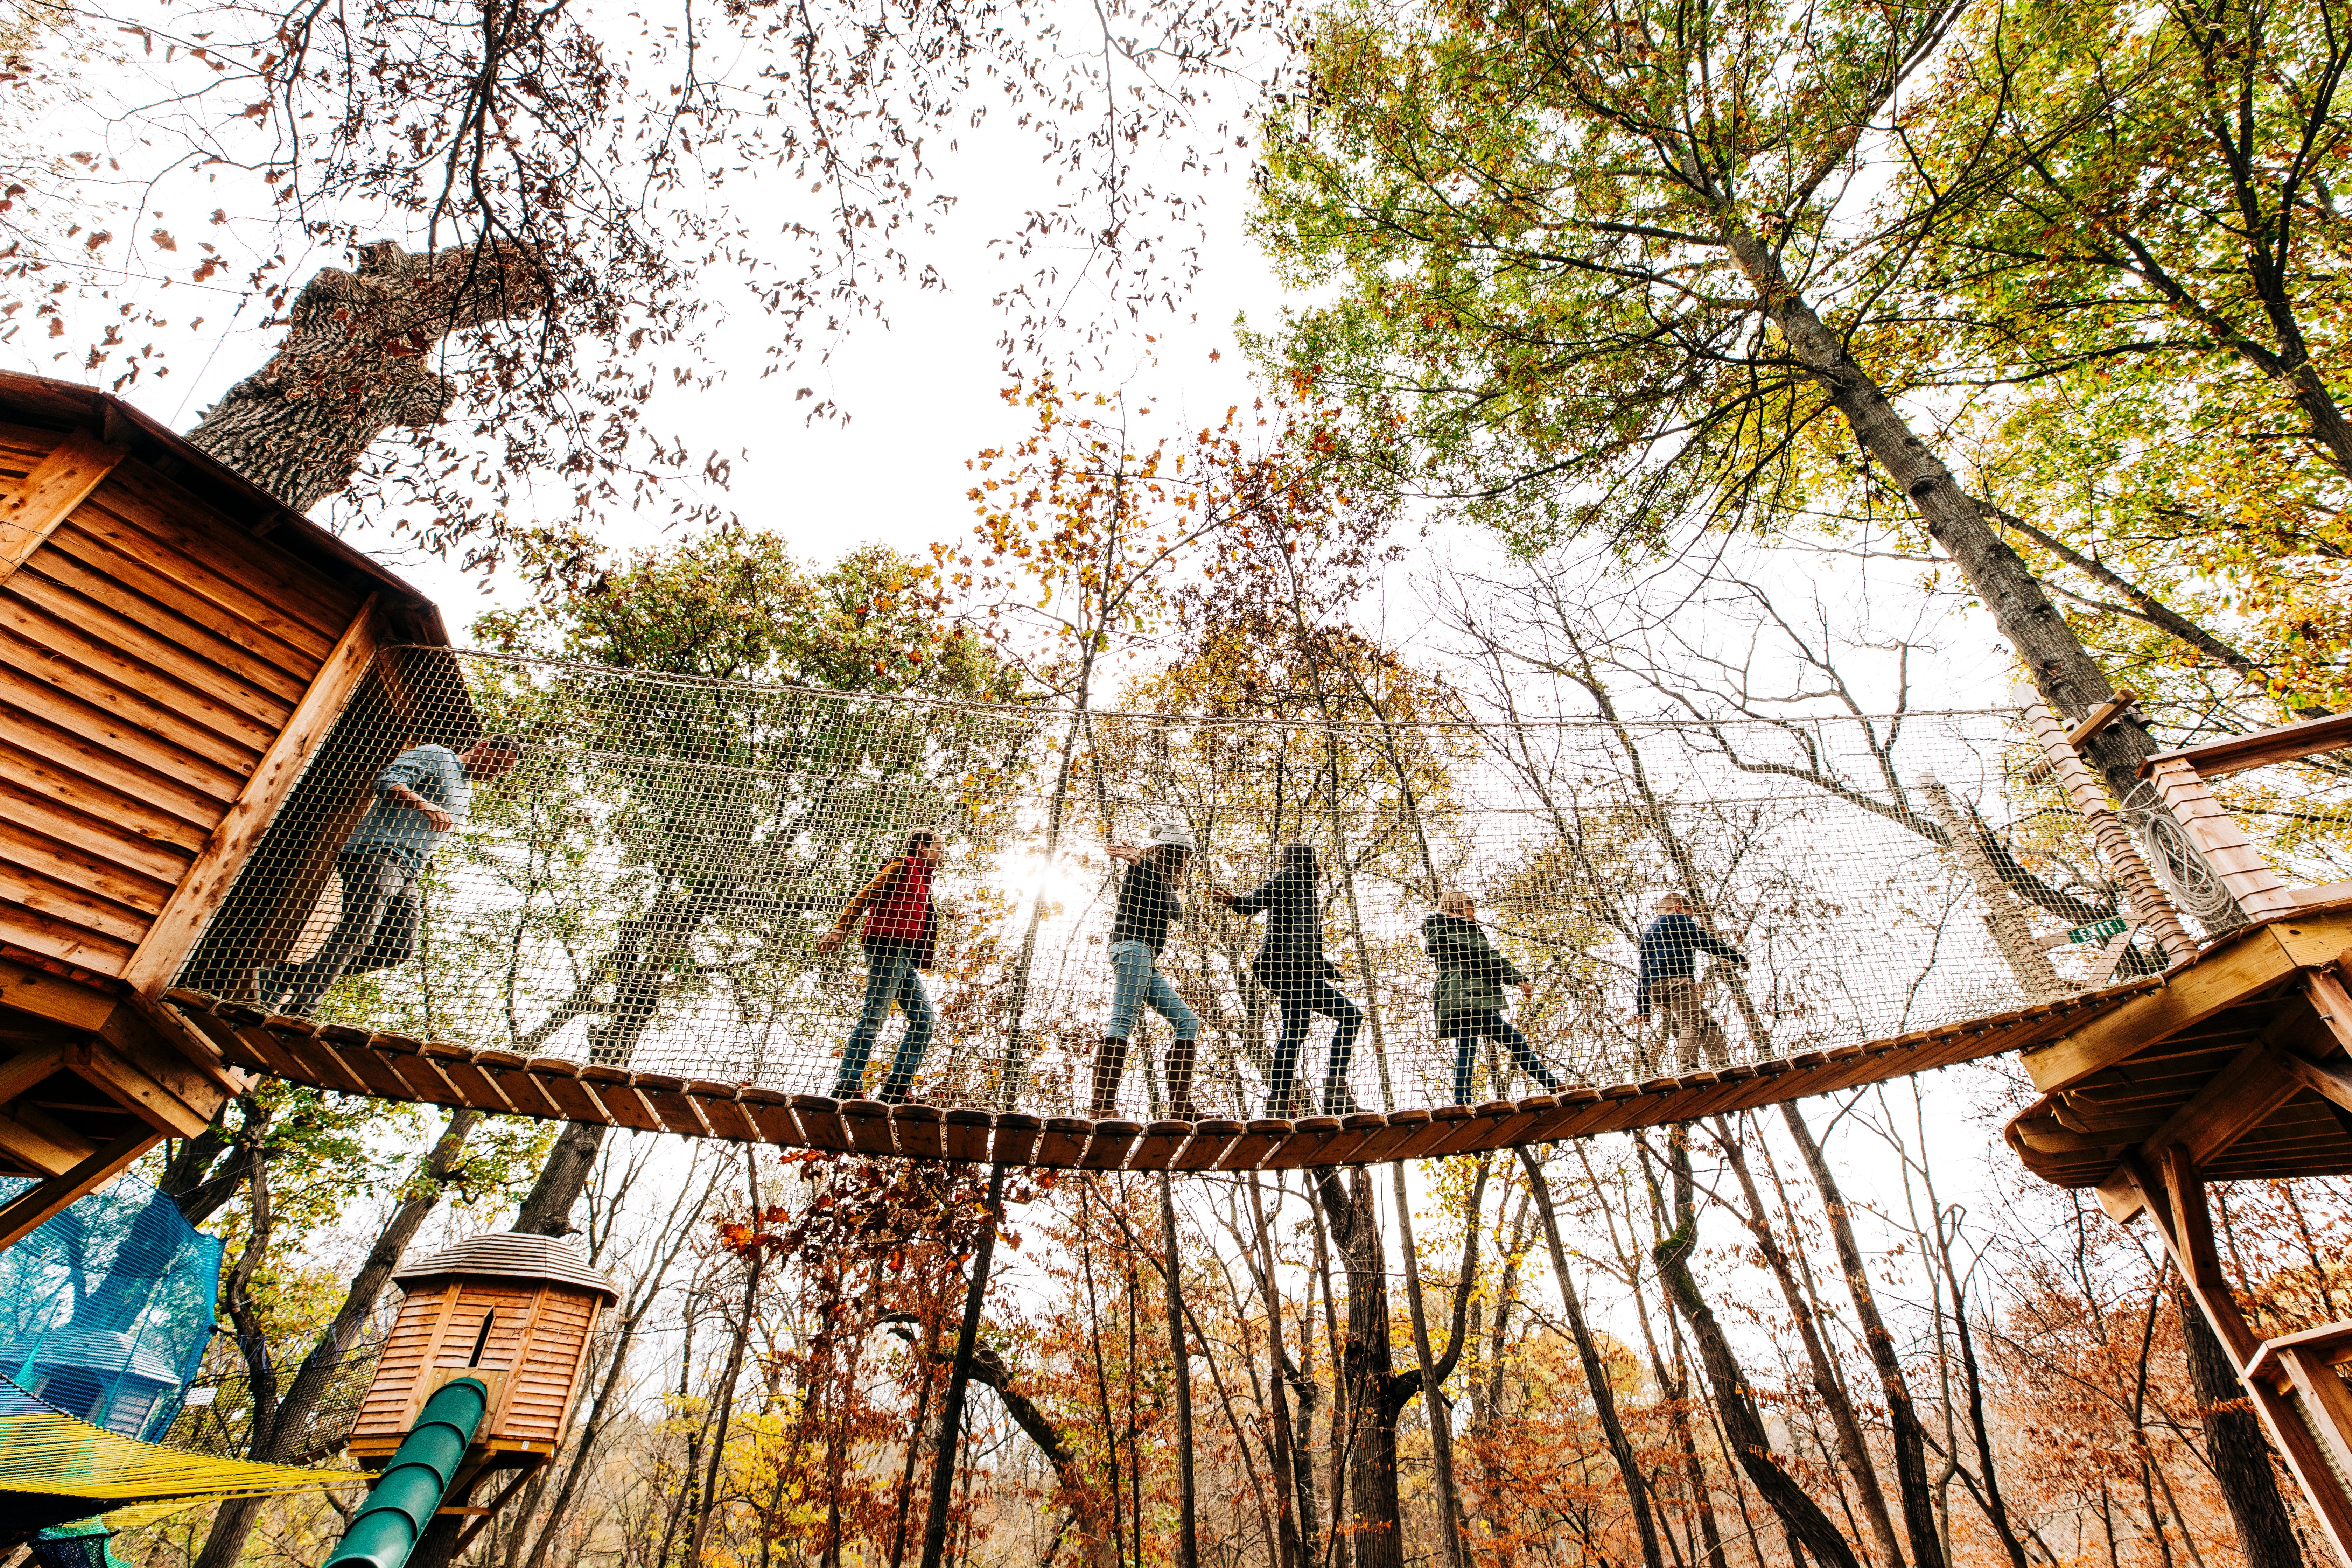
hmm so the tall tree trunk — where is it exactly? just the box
[1715,1120,1905,1568]
[184,241,546,513]
[1161,1172,1200,1568]
[1391,1156,1474,1568]
[193,1109,479,1568]
[1779,1105,1947,1568]
[1646,1130,1863,1568]
[1721,226,2155,808]
[1314,1165,1410,1568]
[1518,1148,1667,1568]
[2175,1280,2304,1568]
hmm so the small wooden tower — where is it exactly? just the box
[349,1233,618,1479]
[0,372,455,1250]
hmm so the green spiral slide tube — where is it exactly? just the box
[320,1377,489,1568]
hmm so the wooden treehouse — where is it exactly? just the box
[0,371,458,1248]
[2004,709,2352,1562]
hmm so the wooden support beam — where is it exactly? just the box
[2023,919,2342,1092]
[2067,690,2140,749]
[122,597,381,996]
[0,429,125,582]
[0,1042,73,1108]
[2123,1149,2352,1566]
[0,1127,161,1250]
[2143,712,2352,782]
[0,957,118,1033]
[0,1099,100,1176]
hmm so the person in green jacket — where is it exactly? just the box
[1423,890,1562,1104]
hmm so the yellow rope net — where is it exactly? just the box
[0,1407,364,1503]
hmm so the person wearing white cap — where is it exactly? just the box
[1092,820,1203,1120]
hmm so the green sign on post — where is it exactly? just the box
[2066,916,2130,944]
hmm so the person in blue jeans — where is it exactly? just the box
[1424,890,1562,1104]
[1089,821,1201,1120]
[258,736,519,1015]
[1213,842,1363,1117]
[817,830,946,1103]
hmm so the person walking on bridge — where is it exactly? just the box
[818,830,945,1104]
[258,735,520,1015]
[1091,821,1203,1121]
[1425,890,1562,1104]
[1213,842,1362,1117]
[1634,891,1748,1073]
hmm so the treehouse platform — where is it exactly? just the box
[0,372,457,1249]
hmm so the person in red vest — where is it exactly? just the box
[816,829,945,1102]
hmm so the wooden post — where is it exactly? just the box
[2122,1147,2352,1564]
[2013,686,2199,962]
[0,1128,162,1250]
[1918,774,2068,1001]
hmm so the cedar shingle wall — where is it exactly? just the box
[351,1279,602,1449]
[0,422,356,975]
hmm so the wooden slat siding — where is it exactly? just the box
[20,542,318,707]
[0,667,249,827]
[0,880,139,971]
[120,601,379,996]
[83,464,359,646]
[352,1282,454,1442]
[0,733,210,856]
[0,422,63,466]
[0,684,235,828]
[44,518,331,670]
[0,774,205,887]
[0,618,276,771]
[0,812,175,916]
[67,493,343,658]
[4,564,306,717]
[0,430,124,580]
[510,1294,597,1442]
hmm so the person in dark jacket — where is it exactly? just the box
[1634,891,1747,1072]
[817,830,945,1103]
[1212,842,1362,1116]
[1092,820,1203,1121]
[1424,890,1561,1105]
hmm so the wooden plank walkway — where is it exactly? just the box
[167,981,2158,1170]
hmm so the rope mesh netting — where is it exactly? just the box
[0,1175,222,1444]
[169,647,2207,1124]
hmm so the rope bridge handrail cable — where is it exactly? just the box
[154,645,2268,1165]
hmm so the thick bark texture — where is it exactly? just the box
[1781,1105,1947,1568]
[1313,1166,1409,1568]
[1720,227,2154,808]
[1650,1132,1863,1568]
[2176,1281,2304,1568]
[514,1120,608,1237]
[194,1109,479,1568]
[184,240,545,513]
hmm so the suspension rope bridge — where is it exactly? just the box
[148,645,2320,1171]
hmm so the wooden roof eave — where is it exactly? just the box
[0,371,448,646]
[2006,905,2352,1200]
